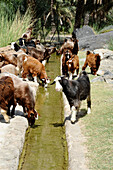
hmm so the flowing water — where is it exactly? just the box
[18,54,68,170]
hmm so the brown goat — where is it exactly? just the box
[22,27,32,40]
[82,51,101,75]
[44,46,57,63]
[0,76,16,123]
[66,54,79,80]
[0,64,19,76]
[0,53,17,67]
[26,46,50,62]
[61,49,73,77]
[60,38,79,55]
[18,54,50,87]
[0,73,39,126]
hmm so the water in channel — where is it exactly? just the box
[19,53,68,170]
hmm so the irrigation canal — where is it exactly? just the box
[18,53,68,170]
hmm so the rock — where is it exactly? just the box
[91,71,113,83]
[76,25,95,39]
[77,28,113,50]
[105,79,113,84]
[96,70,105,76]
[103,71,113,79]
[93,49,113,60]
[91,76,106,83]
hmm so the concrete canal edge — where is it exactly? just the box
[63,93,88,170]
[60,52,88,170]
[0,116,28,170]
[0,82,39,170]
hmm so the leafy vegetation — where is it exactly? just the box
[0,10,32,47]
[0,0,113,38]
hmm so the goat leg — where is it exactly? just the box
[87,95,91,114]
[70,106,77,123]
[82,60,88,70]
[1,108,10,123]
[11,104,16,118]
[76,68,79,75]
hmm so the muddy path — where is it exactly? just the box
[18,54,68,170]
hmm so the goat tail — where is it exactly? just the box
[86,50,91,55]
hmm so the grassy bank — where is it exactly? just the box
[78,51,113,170]
[81,82,113,169]
[0,10,32,47]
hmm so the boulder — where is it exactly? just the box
[91,71,113,84]
[76,26,113,51]
[76,25,95,39]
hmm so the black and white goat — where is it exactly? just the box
[51,71,91,123]
[18,38,36,48]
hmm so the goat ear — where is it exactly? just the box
[64,38,67,42]
[70,38,73,41]
[87,51,90,55]
[80,70,87,76]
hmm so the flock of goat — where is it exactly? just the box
[0,28,101,125]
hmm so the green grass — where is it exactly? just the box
[0,10,33,47]
[99,25,113,34]
[81,83,113,170]
[99,29,113,34]
[108,38,113,51]
[78,51,113,170]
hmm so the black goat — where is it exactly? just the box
[51,71,91,123]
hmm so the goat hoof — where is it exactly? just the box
[71,117,78,124]
[71,120,75,124]
[4,116,10,123]
[71,116,76,124]
[71,118,76,124]
[87,108,91,114]
[5,119,10,123]
[11,115,15,118]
